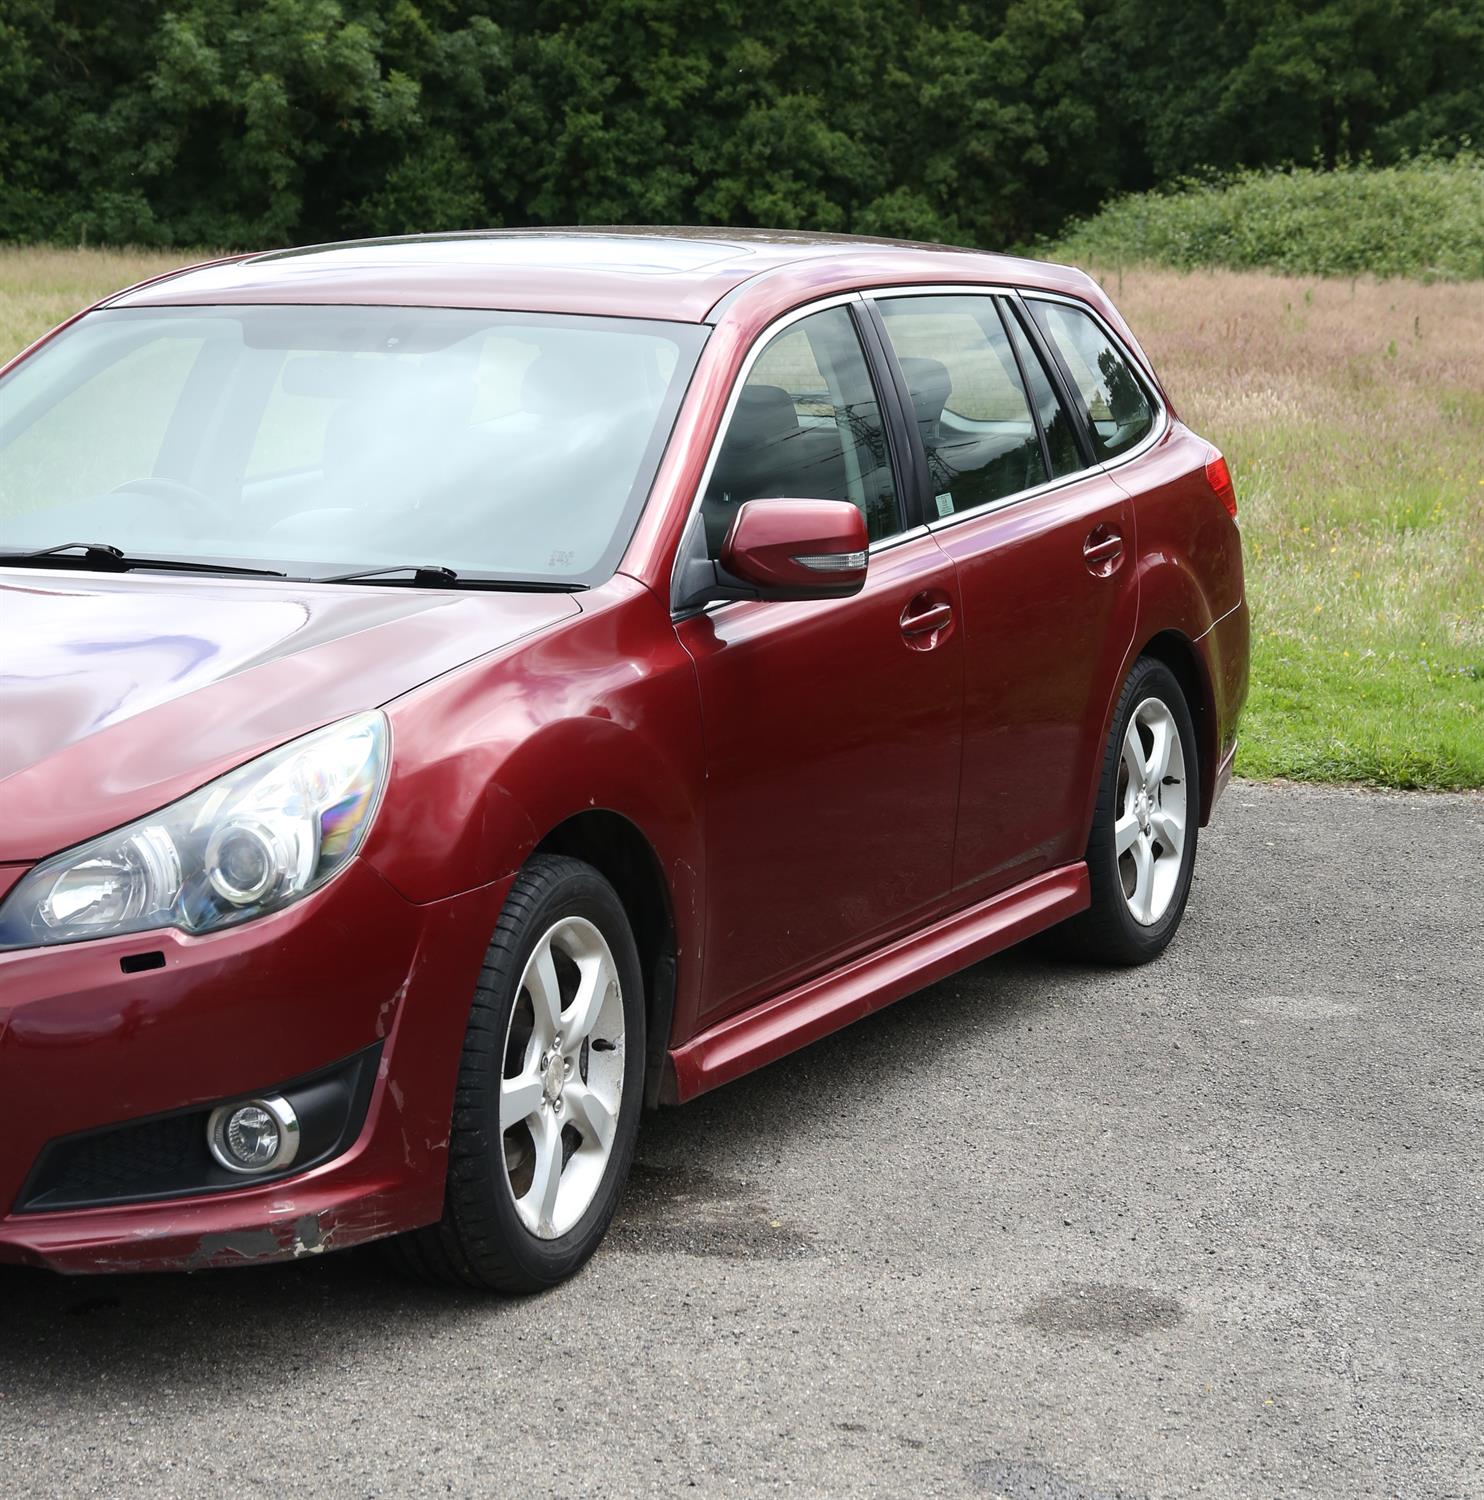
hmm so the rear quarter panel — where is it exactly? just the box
[1112,419,1250,815]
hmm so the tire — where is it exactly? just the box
[388,854,645,1292]
[1051,657,1200,966]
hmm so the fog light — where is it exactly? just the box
[207,1096,300,1175]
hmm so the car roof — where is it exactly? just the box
[105,227,1099,327]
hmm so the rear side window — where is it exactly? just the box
[1029,300,1155,461]
[876,294,1047,518]
[700,305,900,556]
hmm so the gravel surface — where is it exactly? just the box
[2,781,1480,1499]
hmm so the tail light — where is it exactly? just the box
[1205,451,1237,519]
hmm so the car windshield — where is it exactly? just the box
[0,305,706,585]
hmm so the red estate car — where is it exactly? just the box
[0,230,1247,1288]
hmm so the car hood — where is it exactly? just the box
[0,570,580,861]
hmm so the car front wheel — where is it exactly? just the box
[389,853,645,1291]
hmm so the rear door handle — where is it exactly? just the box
[1082,527,1124,575]
[1082,530,1123,563]
[900,600,953,637]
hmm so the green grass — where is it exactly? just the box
[1054,157,1484,281]
[3,247,1482,788]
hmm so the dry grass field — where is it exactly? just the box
[2,246,1481,787]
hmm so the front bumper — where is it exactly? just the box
[0,860,510,1274]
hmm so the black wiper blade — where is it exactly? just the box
[0,541,286,578]
[319,563,463,586]
[316,564,583,592]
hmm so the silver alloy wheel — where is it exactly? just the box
[499,916,626,1239]
[1115,696,1188,926]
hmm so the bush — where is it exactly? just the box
[1052,157,1484,280]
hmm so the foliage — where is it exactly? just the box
[1,0,1482,250]
[1053,156,1484,279]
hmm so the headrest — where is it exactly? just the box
[725,385,799,451]
[898,356,952,431]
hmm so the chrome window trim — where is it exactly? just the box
[923,464,1112,533]
[668,289,891,614]
[868,522,929,555]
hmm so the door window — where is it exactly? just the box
[876,295,1048,518]
[700,305,900,556]
[1028,300,1155,461]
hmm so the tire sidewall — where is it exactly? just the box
[469,865,646,1287]
[1097,660,1200,960]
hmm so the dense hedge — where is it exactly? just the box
[1,0,1481,251]
[1053,156,1484,279]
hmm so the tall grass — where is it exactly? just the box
[1055,157,1484,281]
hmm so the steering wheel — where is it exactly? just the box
[110,477,235,533]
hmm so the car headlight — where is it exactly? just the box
[0,711,389,951]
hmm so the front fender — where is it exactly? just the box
[359,573,706,992]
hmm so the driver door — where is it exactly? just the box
[673,302,963,1027]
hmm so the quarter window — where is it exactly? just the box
[876,295,1048,518]
[1028,300,1155,461]
[701,305,899,557]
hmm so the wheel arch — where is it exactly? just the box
[534,809,677,1108]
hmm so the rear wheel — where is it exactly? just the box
[1053,657,1199,965]
[388,854,644,1291]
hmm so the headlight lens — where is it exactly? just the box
[0,711,388,950]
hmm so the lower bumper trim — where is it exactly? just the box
[15,1043,381,1214]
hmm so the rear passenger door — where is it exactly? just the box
[869,289,1144,897]
[673,300,964,1026]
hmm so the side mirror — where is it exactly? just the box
[719,499,869,601]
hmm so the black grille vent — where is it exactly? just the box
[34,1111,211,1206]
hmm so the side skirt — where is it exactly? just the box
[663,862,1090,1103]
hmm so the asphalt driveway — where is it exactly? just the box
[2,781,1480,1499]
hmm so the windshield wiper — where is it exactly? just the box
[0,542,286,578]
[317,564,583,592]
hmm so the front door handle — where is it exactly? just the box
[1082,526,1124,576]
[900,597,953,641]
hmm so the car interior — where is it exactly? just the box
[895,353,1048,514]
